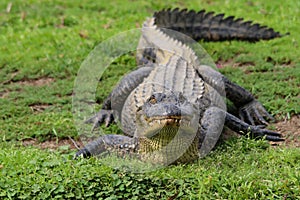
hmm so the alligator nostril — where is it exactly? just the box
[164,105,181,116]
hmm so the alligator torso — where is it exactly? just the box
[75,8,284,165]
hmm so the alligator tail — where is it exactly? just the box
[153,8,289,42]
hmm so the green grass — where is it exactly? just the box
[1,138,299,199]
[0,0,299,199]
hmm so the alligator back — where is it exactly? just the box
[122,18,211,135]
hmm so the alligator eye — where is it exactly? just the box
[149,96,157,104]
[136,106,142,112]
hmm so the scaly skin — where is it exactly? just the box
[154,8,288,42]
[75,8,285,164]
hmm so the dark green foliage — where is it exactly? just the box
[0,138,299,199]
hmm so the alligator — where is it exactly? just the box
[75,8,285,165]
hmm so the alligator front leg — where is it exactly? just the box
[199,107,226,157]
[85,109,115,130]
[86,66,152,131]
[223,78,275,125]
[195,65,275,126]
[74,135,138,158]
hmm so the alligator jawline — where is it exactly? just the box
[142,117,197,138]
[145,115,192,125]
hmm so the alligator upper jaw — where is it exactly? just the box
[141,115,198,138]
[145,115,191,126]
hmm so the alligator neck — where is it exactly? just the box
[137,127,200,164]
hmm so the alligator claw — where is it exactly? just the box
[85,110,114,131]
[239,100,275,125]
[74,148,91,159]
[250,125,283,141]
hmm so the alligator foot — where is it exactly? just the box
[74,147,91,158]
[74,135,137,159]
[225,110,283,141]
[85,110,114,131]
[247,125,283,141]
[239,100,275,126]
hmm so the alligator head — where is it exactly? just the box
[135,92,200,164]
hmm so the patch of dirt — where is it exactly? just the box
[273,115,300,148]
[3,73,55,87]
[29,103,52,112]
[17,77,55,87]
[216,58,255,69]
[0,89,10,98]
[22,137,82,150]
[216,58,294,70]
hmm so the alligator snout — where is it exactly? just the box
[162,104,181,116]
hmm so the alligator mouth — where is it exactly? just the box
[142,115,196,138]
[145,116,192,126]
